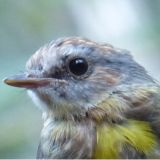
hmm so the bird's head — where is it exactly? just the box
[4,37,152,118]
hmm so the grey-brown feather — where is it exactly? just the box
[120,144,146,159]
[37,116,96,159]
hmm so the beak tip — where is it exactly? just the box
[3,74,26,87]
[3,78,8,84]
[3,78,15,86]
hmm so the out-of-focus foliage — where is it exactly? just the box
[0,0,160,158]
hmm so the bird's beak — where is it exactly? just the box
[3,74,50,89]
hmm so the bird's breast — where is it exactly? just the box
[94,120,157,159]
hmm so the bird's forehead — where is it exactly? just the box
[49,37,114,57]
[57,43,96,58]
[26,37,131,71]
[34,37,114,60]
[26,43,94,71]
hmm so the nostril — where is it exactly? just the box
[27,71,42,78]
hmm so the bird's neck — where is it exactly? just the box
[42,106,88,122]
[40,111,96,159]
[41,85,157,123]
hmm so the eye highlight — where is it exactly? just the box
[68,58,88,76]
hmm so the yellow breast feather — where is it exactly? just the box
[94,120,157,159]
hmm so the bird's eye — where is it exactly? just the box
[68,58,88,76]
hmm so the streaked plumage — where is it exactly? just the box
[4,37,160,158]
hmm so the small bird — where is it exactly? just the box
[4,37,160,159]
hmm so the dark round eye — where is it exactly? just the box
[68,58,88,76]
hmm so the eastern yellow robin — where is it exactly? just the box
[4,37,160,158]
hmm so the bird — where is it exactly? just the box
[4,37,160,159]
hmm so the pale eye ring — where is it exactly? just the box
[68,57,88,76]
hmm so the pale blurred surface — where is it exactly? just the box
[0,0,160,158]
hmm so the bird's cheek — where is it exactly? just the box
[104,75,121,86]
[87,67,122,87]
[102,70,121,86]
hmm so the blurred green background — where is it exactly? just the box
[0,0,160,158]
